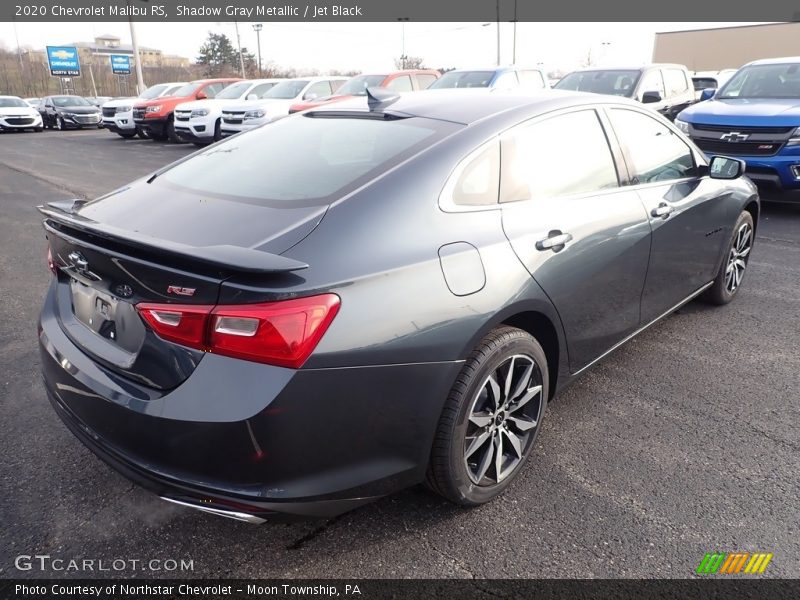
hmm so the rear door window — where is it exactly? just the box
[387,75,413,92]
[416,73,438,89]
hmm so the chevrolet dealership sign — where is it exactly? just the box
[46,46,80,77]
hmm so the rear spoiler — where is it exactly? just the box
[38,199,309,274]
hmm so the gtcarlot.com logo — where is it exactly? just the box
[14,554,194,572]
[696,552,773,575]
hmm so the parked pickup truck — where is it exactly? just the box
[555,64,696,120]
[675,57,800,199]
[102,82,185,138]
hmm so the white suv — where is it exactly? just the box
[0,96,43,132]
[173,79,283,145]
[102,82,186,138]
[220,76,347,137]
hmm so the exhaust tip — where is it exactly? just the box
[160,496,266,524]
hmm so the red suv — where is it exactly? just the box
[133,78,241,142]
[288,70,440,113]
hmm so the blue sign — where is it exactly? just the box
[110,54,132,75]
[46,46,81,77]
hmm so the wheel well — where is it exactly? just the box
[502,312,560,399]
[744,199,759,232]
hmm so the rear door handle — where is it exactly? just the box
[651,203,674,219]
[536,231,573,252]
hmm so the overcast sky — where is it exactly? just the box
[0,22,761,73]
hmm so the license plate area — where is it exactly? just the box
[69,278,143,353]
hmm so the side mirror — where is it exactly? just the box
[196,91,208,100]
[641,90,662,104]
[303,92,318,101]
[708,155,745,180]
[700,88,716,102]
[246,93,258,101]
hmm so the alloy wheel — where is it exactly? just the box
[464,355,542,485]
[725,222,752,294]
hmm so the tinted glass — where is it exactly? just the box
[0,97,29,108]
[336,75,387,96]
[216,81,254,99]
[172,83,201,97]
[692,77,718,91]
[52,96,92,107]
[555,70,640,96]
[718,63,800,99]
[429,71,494,89]
[159,115,455,204]
[387,75,413,92]
[265,80,310,99]
[450,143,500,206]
[138,84,168,100]
[609,109,695,184]
[500,110,618,202]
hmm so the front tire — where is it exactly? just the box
[117,131,137,139]
[55,117,65,131]
[426,326,548,506]
[703,210,754,305]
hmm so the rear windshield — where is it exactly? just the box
[692,77,718,91]
[429,71,494,89]
[0,97,29,108]
[718,63,800,99]
[336,75,388,96]
[157,114,458,205]
[555,70,641,96]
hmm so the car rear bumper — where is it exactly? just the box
[38,281,461,520]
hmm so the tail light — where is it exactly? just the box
[136,294,340,369]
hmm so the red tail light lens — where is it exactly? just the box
[135,294,340,369]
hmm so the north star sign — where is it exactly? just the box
[110,54,132,75]
[46,46,80,77]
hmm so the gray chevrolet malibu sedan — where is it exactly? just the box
[39,88,758,522]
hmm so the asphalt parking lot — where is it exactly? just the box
[0,128,798,579]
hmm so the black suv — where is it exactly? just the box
[555,64,696,120]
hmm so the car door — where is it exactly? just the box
[43,98,54,124]
[605,106,731,324]
[500,108,652,372]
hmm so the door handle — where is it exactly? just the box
[651,203,674,219]
[536,230,573,252]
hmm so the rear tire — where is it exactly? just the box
[703,210,754,305]
[426,326,548,506]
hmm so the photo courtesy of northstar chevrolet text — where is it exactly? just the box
[0,0,797,595]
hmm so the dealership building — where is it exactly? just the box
[652,22,800,71]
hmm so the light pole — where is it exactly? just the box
[233,21,246,77]
[126,0,147,94]
[397,18,409,70]
[252,24,263,76]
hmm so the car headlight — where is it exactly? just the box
[674,118,690,134]
[244,110,266,120]
[117,106,132,113]
[788,126,800,146]
[190,109,210,118]
[145,105,161,113]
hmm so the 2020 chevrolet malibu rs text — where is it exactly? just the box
[38,89,758,523]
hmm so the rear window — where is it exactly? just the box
[430,71,495,89]
[157,115,458,205]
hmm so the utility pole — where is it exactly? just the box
[234,21,246,77]
[12,19,26,95]
[397,18,409,70]
[252,24,263,76]
[126,0,146,94]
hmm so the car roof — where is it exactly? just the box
[567,64,686,73]
[0,95,24,99]
[306,88,638,126]
[744,56,800,66]
[446,66,543,74]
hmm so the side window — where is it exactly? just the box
[249,83,276,98]
[519,70,546,89]
[608,108,696,184]
[330,80,345,93]
[500,110,618,203]
[493,71,519,88]
[664,69,690,97]
[305,81,332,99]
[446,142,500,207]
[203,84,224,98]
[638,70,665,99]
[387,75,413,92]
[416,73,438,90]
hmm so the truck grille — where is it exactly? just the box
[133,108,146,120]
[5,117,34,125]
[694,139,784,157]
[74,115,100,124]
[174,111,191,122]
[222,111,245,125]
[692,123,795,135]
[102,107,116,118]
